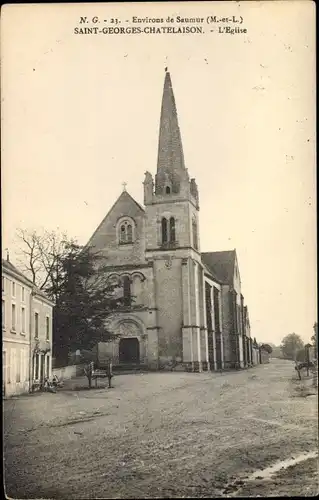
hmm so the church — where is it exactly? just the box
[86,69,254,372]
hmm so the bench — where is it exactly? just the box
[88,363,113,388]
[92,369,106,388]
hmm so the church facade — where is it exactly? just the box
[86,70,254,372]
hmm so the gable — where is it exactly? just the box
[2,259,34,288]
[233,253,241,291]
[2,259,54,304]
[86,191,146,266]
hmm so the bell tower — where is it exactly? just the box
[144,69,207,373]
[144,69,200,252]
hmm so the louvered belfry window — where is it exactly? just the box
[161,216,177,244]
[161,218,168,244]
[119,221,133,243]
[169,217,176,242]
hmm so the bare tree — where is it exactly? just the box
[16,229,43,285]
[15,228,73,296]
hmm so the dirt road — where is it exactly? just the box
[4,358,318,498]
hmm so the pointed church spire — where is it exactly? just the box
[155,70,186,194]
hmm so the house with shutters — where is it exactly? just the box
[84,69,255,372]
[2,257,54,396]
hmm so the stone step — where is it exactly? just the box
[112,363,148,372]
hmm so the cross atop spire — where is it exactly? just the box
[165,54,168,72]
[122,182,127,192]
[155,69,186,195]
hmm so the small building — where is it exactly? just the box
[31,287,54,389]
[2,258,54,397]
[252,338,260,365]
[259,347,270,364]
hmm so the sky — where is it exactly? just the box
[1,2,316,345]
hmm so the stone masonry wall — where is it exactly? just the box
[154,257,183,367]
[88,192,147,267]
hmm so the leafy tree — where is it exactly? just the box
[16,228,73,294]
[17,229,126,367]
[280,333,304,360]
[260,344,273,354]
[47,242,124,365]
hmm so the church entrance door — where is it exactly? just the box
[119,338,140,364]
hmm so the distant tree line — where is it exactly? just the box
[279,329,317,362]
[261,325,318,362]
[312,322,318,354]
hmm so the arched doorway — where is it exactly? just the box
[119,337,140,364]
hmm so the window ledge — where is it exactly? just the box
[119,241,134,246]
[161,241,179,249]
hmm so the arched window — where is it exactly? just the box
[165,186,171,194]
[120,225,126,243]
[123,276,131,307]
[192,217,198,250]
[161,218,168,244]
[118,218,134,244]
[169,217,176,243]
